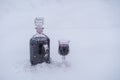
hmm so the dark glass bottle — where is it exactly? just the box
[30,17,50,65]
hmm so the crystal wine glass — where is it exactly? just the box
[58,40,70,64]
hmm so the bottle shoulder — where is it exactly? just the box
[32,33,45,38]
[30,33,49,41]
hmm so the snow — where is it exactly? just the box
[0,0,120,80]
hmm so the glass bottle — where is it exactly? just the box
[30,17,50,65]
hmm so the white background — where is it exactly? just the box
[0,0,120,80]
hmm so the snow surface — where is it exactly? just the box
[0,0,120,80]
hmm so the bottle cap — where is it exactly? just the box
[34,17,44,28]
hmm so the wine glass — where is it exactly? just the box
[58,40,70,64]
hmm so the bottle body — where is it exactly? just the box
[30,33,50,65]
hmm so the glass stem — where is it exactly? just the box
[62,56,65,63]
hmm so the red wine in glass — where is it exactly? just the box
[58,40,70,63]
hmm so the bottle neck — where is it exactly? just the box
[36,27,44,34]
